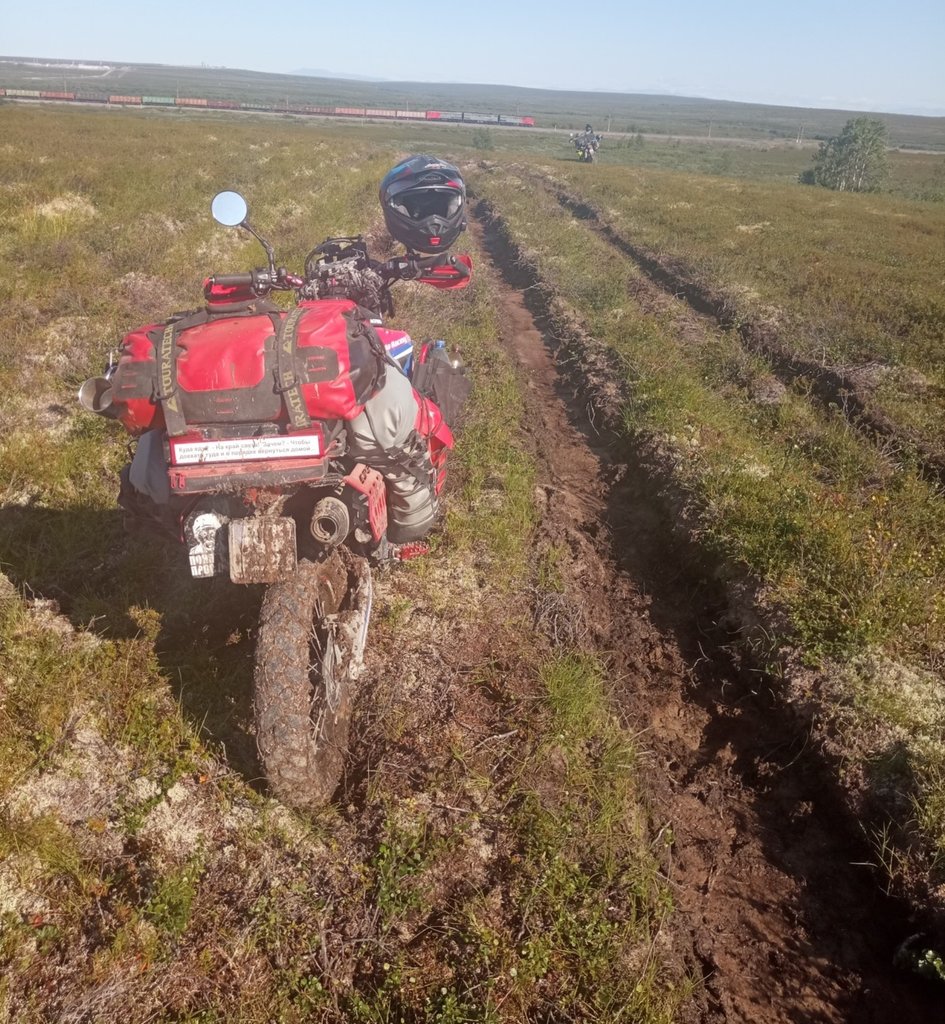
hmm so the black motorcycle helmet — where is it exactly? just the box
[380,155,467,254]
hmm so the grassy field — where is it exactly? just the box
[0,105,690,1022]
[3,97,945,1016]
[471,153,945,917]
[3,56,945,147]
[538,161,945,451]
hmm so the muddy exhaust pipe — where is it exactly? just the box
[310,497,350,547]
[78,377,117,417]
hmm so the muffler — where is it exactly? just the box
[310,496,350,547]
[78,377,116,416]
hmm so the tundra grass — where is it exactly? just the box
[0,106,685,1022]
[472,165,945,891]
[529,161,945,459]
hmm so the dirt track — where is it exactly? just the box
[472,207,939,1022]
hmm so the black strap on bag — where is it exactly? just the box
[150,308,212,437]
[150,300,284,437]
[271,305,311,431]
[386,432,435,490]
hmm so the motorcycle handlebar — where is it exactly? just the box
[211,273,257,288]
[446,255,471,279]
[208,268,303,292]
[381,253,468,281]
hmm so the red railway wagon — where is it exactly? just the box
[40,91,75,100]
[176,97,209,107]
[364,108,396,118]
[109,95,142,105]
[333,107,365,116]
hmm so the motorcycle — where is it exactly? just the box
[570,132,601,162]
[79,190,471,809]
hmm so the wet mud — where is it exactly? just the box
[471,203,939,1023]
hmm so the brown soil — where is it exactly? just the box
[471,208,940,1023]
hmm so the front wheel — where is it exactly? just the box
[254,550,373,809]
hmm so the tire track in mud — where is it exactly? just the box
[539,178,945,489]
[470,199,939,1023]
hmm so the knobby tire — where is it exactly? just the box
[254,553,354,809]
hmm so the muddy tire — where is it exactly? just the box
[254,552,371,809]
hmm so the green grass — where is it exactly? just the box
[529,160,945,452]
[472,161,945,904]
[0,105,686,1022]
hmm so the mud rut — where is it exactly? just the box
[469,208,938,1023]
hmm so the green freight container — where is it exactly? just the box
[142,96,175,105]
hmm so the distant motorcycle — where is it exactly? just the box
[79,190,471,809]
[570,130,602,162]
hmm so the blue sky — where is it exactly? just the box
[2,0,943,115]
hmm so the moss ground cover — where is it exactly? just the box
[0,105,684,1022]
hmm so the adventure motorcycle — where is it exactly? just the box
[570,131,602,162]
[79,190,471,809]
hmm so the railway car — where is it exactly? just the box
[0,86,537,131]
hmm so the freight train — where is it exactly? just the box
[0,88,535,127]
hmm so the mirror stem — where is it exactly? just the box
[241,219,277,277]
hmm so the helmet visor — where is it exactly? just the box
[391,187,464,221]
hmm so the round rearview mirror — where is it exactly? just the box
[211,190,248,227]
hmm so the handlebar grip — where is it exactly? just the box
[448,255,471,279]
[210,273,257,287]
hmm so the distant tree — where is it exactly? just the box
[801,117,889,192]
